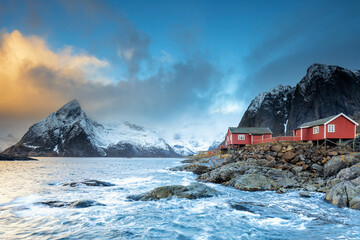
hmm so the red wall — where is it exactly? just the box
[325,115,356,139]
[264,133,272,139]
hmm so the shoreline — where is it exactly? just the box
[172,141,360,210]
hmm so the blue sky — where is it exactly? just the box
[0,0,360,149]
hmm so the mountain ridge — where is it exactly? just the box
[3,100,179,157]
[239,63,360,136]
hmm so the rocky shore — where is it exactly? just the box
[171,141,360,210]
[0,154,37,161]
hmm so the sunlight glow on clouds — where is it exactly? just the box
[0,30,110,117]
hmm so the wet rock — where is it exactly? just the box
[299,191,311,198]
[230,203,253,212]
[336,165,360,181]
[325,178,360,208]
[292,166,303,175]
[311,164,324,173]
[127,183,219,201]
[70,200,106,208]
[38,200,105,208]
[349,196,360,210]
[324,156,347,178]
[228,174,274,191]
[62,180,115,187]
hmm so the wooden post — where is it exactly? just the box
[325,139,327,149]
[317,140,319,148]
[353,139,355,152]
[339,139,342,150]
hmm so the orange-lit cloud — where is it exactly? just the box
[0,30,109,117]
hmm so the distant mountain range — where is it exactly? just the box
[239,63,360,136]
[3,100,179,157]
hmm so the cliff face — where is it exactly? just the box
[239,64,360,136]
[3,100,179,157]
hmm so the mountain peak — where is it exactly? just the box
[55,99,83,120]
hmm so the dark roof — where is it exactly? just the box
[298,115,338,128]
[229,127,272,134]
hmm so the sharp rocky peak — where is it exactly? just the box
[55,99,85,122]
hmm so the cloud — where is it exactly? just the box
[0,29,242,150]
[0,30,109,118]
[242,1,360,95]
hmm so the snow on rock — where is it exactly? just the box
[3,100,178,157]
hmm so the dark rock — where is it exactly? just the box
[283,152,297,161]
[62,180,115,187]
[325,177,360,209]
[336,164,360,181]
[299,191,311,198]
[238,64,360,136]
[38,200,105,208]
[271,144,282,152]
[127,183,219,201]
[324,156,347,178]
[0,154,37,161]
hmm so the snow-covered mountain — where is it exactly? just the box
[239,63,360,136]
[3,100,178,157]
[168,134,224,156]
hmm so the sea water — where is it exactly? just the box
[0,158,359,239]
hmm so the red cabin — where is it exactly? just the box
[293,113,358,141]
[225,127,272,147]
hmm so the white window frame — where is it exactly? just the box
[238,134,245,140]
[328,124,335,133]
[313,126,319,134]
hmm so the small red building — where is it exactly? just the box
[293,113,358,141]
[225,127,272,147]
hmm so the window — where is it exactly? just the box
[328,124,335,133]
[238,134,245,140]
[313,126,319,134]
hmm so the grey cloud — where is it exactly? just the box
[243,1,360,96]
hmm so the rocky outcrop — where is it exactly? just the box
[2,100,179,158]
[0,154,37,161]
[127,183,219,201]
[37,200,106,208]
[173,142,360,210]
[62,180,115,187]
[239,64,360,136]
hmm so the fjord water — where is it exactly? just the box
[0,158,359,240]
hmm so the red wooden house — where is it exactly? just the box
[225,127,272,147]
[293,113,358,141]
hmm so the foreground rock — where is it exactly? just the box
[0,154,37,161]
[62,180,115,187]
[37,200,105,208]
[127,183,219,201]
[172,141,360,210]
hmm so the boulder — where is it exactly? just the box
[336,165,360,181]
[38,200,105,208]
[327,151,338,156]
[325,178,360,208]
[283,152,297,161]
[264,159,276,167]
[292,166,303,175]
[62,180,115,187]
[324,156,347,178]
[265,155,275,162]
[127,183,219,201]
[228,174,274,191]
[349,196,360,210]
[299,191,311,198]
[286,145,294,151]
[271,144,282,152]
[311,164,324,173]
